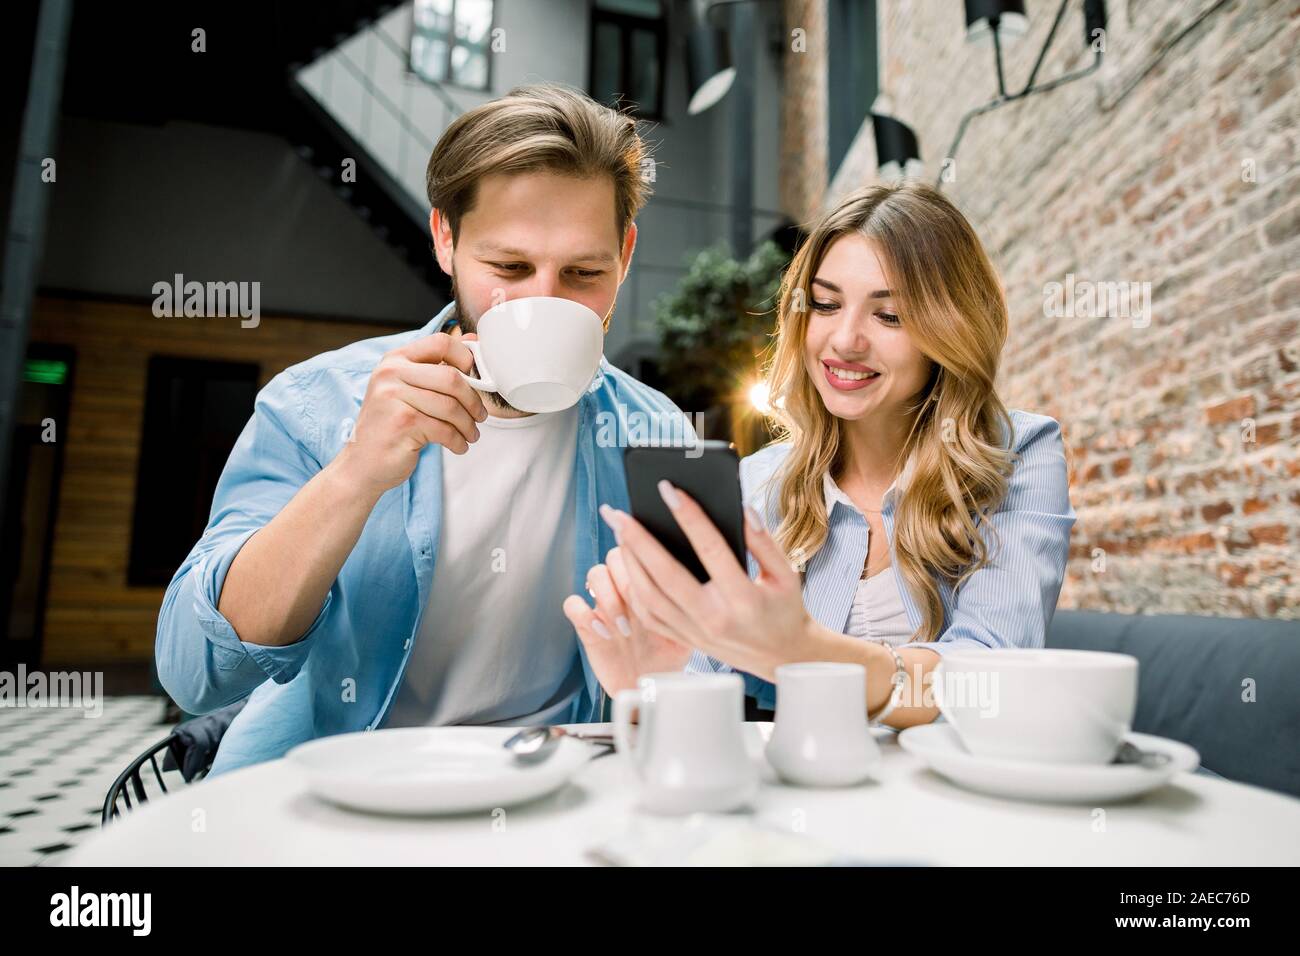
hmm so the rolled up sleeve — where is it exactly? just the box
[899,413,1076,657]
[155,367,332,714]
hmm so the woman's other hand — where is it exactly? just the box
[562,547,693,696]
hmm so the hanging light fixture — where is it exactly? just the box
[686,0,737,115]
[964,0,1029,47]
[872,110,922,182]
[938,0,1109,187]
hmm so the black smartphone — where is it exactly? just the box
[622,441,746,583]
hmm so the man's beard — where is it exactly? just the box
[449,272,615,416]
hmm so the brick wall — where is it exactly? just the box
[782,0,1299,617]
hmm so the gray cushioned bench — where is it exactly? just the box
[1046,610,1300,798]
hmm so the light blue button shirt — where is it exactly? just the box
[687,410,1077,711]
[154,301,693,776]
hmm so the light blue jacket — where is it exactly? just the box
[688,410,1077,710]
[155,301,690,776]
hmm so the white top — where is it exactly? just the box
[823,473,914,645]
[847,567,913,645]
[384,404,584,728]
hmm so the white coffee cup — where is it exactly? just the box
[457,296,604,413]
[932,648,1139,765]
[765,662,881,787]
[613,672,758,815]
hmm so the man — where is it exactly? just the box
[155,83,690,776]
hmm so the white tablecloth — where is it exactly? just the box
[66,723,1300,866]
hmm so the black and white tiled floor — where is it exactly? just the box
[0,696,178,867]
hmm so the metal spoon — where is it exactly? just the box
[504,726,562,765]
[1112,740,1172,768]
[503,726,616,765]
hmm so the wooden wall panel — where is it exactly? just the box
[27,295,410,666]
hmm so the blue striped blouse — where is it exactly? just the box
[686,409,1077,712]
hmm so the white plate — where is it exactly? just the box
[897,724,1200,803]
[286,727,595,815]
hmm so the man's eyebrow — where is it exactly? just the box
[472,242,616,264]
[811,277,892,298]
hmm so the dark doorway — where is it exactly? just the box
[127,356,259,587]
[0,344,75,668]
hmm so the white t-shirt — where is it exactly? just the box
[383,404,584,728]
[823,473,914,645]
[847,566,913,645]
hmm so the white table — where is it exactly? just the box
[66,723,1300,866]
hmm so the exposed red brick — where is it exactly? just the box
[1202,501,1234,522]
[1175,532,1217,553]
[1216,110,1241,139]
[1205,395,1257,425]
[1254,422,1282,445]
[1219,564,1249,587]
[1248,525,1289,546]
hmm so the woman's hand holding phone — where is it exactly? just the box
[598,482,818,682]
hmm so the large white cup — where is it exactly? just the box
[765,662,881,787]
[457,296,604,413]
[613,672,758,815]
[932,648,1139,765]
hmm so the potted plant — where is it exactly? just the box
[651,240,788,455]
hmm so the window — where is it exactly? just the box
[589,0,667,121]
[827,0,878,177]
[411,0,494,91]
[127,357,259,587]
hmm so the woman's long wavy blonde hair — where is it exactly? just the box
[764,181,1015,643]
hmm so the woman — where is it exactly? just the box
[562,181,1075,730]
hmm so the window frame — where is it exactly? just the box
[588,2,668,122]
[410,0,496,93]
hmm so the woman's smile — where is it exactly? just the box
[823,358,882,390]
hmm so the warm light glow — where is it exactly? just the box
[749,381,772,415]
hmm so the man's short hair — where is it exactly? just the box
[425,82,653,241]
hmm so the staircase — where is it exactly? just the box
[58,0,458,304]
[284,2,464,303]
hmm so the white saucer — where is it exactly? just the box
[286,727,595,815]
[897,723,1200,803]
